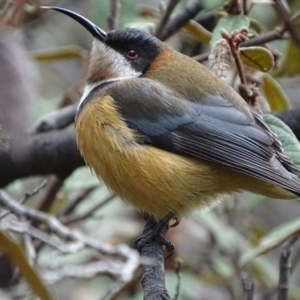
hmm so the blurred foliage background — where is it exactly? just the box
[1,0,300,299]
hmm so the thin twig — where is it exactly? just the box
[0,179,47,219]
[30,104,77,134]
[224,0,242,14]
[290,242,300,274]
[34,186,98,254]
[193,26,286,62]
[42,260,125,284]
[277,236,299,300]
[243,26,286,47]
[193,9,300,63]
[6,219,83,253]
[172,258,182,300]
[290,10,300,24]
[273,0,300,48]
[21,215,36,266]
[61,194,116,225]
[242,0,247,14]
[56,186,97,218]
[160,0,201,41]
[31,176,66,228]
[107,0,120,31]
[241,271,254,300]
[0,0,14,21]
[0,190,140,295]
[0,190,138,259]
[0,0,28,27]
[193,52,210,62]
[155,0,181,38]
[35,176,64,214]
[220,28,247,85]
[101,279,131,300]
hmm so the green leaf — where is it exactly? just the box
[249,18,262,33]
[31,46,84,61]
[199,211,278,283]
[210,15,250,46]
[277,24,300,77]
[184,20,212,45]
[0,230,51,300]
[263,114,300,168]
[261,74,291,111]
[279,40,300,76]
[240,217,300,266]
[240,47,274,72]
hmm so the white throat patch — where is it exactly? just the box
[91,40,142,79]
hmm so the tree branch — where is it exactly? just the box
[273,0,300,49]
[155,0,180,39]
[107,0,120,31]
[30,104,77,134]
[0,129,84,188]
[277,236,299,300]
[141,240,170,300]
[140,227,170,299]
[160,0,201,41]
[0,190,140,298]
[1,107,300,191]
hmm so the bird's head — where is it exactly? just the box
[41,7,162,83]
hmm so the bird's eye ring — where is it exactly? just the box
[126,49,138,59]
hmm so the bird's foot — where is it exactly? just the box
[134,213,178,257]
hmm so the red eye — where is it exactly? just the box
[126,49,138,59]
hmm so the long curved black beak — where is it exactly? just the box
[40,6,107,42]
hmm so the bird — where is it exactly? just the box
[43,6,300,223]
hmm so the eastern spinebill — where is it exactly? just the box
[42,6,300,220]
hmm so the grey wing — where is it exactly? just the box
[107,78,300,195]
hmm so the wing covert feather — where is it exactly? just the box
[100,78,300,192]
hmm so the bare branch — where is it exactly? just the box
[0,190,137,259]
[0,179,47,220]
[242,0,247,14]
[30,105,77,134]
[220,27,249,85]
[0,190,140,289]
[56,186,97,218]
[141,241,171,300]
[41,259,126,284]
[138,217,172,300]
[173,258,182,300]
[0,129,84,188]
[61,194,116,225]
[224,0,242,14]
[273,0,300,48]
[6,219,80,253]
[241,271,254,300]
[107,0,120,31]
[35,176,64,215]
[277,236,299,300]
[21,216,36,266]
[160,0,201,41]
[155,0,181,39]
[193,11,300,63]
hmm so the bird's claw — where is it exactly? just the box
[134,213,176,257]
